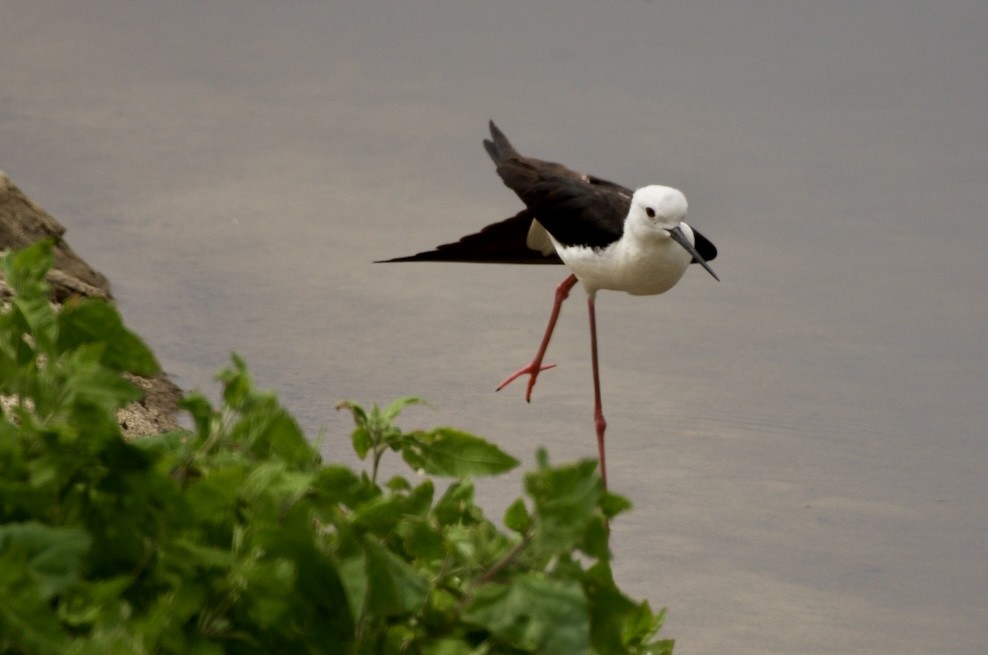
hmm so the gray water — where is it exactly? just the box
[3,3,986,652]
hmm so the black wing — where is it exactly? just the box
[484,121,631,250]
[691,227,718,263]
[376,209,562,264]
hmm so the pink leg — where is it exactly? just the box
[587,292,608,491]
[497,274,579,402]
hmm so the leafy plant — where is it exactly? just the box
[0,241,673,654]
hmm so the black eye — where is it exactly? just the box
[645,207,655,218]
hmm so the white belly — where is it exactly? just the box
[553,237,693,296]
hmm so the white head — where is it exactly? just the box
[628,185,720,281]
[628,185,689,233]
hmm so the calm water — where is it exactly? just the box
[3,3,987,652]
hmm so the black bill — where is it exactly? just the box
[667,225,720,281]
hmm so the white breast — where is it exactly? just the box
[551,228,694,296]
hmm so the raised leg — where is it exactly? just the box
[497,274,579,402]
[587,292,608,490]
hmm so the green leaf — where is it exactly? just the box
[584,561,665,653]
[244,404,315,467]
[421,637,484,655]
[336,550,369,622]
[241,461,314,509]
[207,357,318,468]
[351,481,432,536]
[57,575,132,630]
[3,239,54,296]
[400,428,519,477]
[179,391,215,439]
[56,299,159,375]
[218,352,252,406]
[241,558,298,629]
[433,479,479,525]
[169,538,235,571]
[0,558,66,654]
[464,573,591,655]
[395,517,444,561]
[645,608,675,655]
[335,399,368,427]
[183,463,248,526]
[600,490,633,518]
[59,344,145,414]
[311,465,379,519]
[648,640,676,655]
[0,522,91,600]
[382,396,426,422]
[363,538,428,617]
[338,398,433,471]
[503,498,531,534]
[385,475,412,492]
[351,425,372,459]
[2,241,56,355]
[0,524,86,652]
[526,456,602,557]
[352,494,410,534]
[12,295,57,356]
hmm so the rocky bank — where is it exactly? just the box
[0,171,181,437]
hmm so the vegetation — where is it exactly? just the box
[0,241,673,654]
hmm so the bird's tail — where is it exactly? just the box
[483,120,521,164]
[376,210,563,265]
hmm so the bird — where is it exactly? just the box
[379,121,719,490]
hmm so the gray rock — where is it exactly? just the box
[0,171,181,437]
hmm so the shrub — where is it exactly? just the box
[0,241,672,654]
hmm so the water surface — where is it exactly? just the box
[3,3,986,652]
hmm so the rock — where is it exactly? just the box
[0,171,182,437]
[119,372,184,439]
[0,172,112,300]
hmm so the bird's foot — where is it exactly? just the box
[496,362,557,402]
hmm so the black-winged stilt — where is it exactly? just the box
[380,121,719,489]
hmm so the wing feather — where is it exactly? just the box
[376,209,562,264]
[485,121,632,250]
